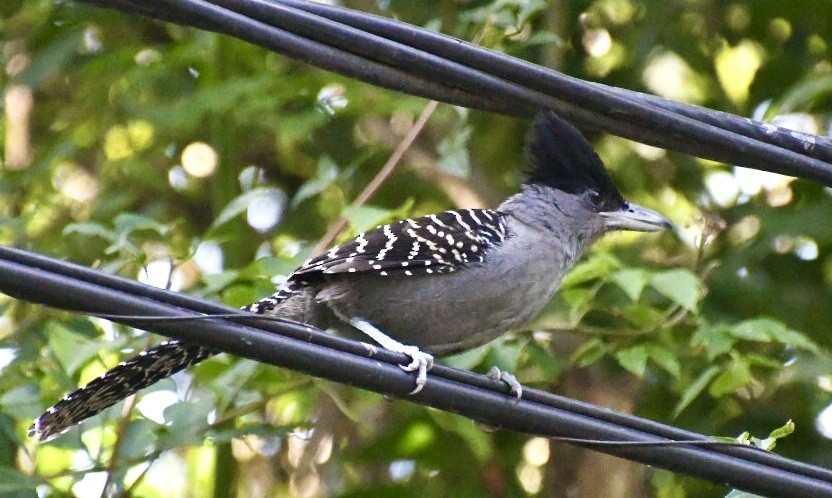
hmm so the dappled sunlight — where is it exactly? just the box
[732,110,818,207]
[167,164,189,190]
[815,403,832,439]
[181,141,218,178]
[246,188,287,232]
[135,390,179,424]
[4,84,33,170]
[137,258,195,291]
[316,83,349,115]
[517,437,550,494]
[715,40,764,105]
[705,170,740,208]
[104,121,155,161]
[72,471,107,498]
[643,50,708,103]
[194,240,224,275]
[53,162,100,203]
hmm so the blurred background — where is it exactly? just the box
[1,0,831,496]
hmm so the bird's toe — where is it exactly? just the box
[396,346,433,394]
[488,366,523,400]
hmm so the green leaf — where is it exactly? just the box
[119,419,160,461]
[621,303,665,329]
[524,340,564,382]
[343,199,415,234]
[611,268,648,301]
[731,318,819,353]
[615,345,648,377]
[526,31,564,46]
[343,205,396,234]
[45,320,107,376]
[0,385,41,419]
[692,323,737,361]
[485,338,522,373]
[673,366,720,418]
[746,353,783,369]
[709,357,752,397]
[208,423,294,444]
[649,269,701,312]
[252,256,300,279]
[560,253,620,288]
[436,122,472,177]
[768,419,795,440]
[158,397,216,450]
[774,328,820,353]
[653,469,686,498]
[397,422,437,455]
[0,468,44,493]
[113,213,169,236]
[571,338,609,367]
[729,319,774,342]
[14,31,82,88]
[63,221,117,241]
[646,345,682,379]
[222,284,259,308]
[291,155,341,207]
[202,270,240,294]
[442,343,492,370]
[560,287,598,324]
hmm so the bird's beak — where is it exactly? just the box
[600,203,672,232]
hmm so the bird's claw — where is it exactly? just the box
[488,366,523,400]
[396,345,434,394]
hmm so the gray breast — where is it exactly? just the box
[315,221,573,356]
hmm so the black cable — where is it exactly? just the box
[2,245,832,497]
[77,0,532,117]
[273,0,832,164]
[74,0,832,186]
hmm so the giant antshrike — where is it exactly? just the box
[30,110,671,441]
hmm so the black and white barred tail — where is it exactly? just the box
[28,295,295,442]
[28,341,215,441]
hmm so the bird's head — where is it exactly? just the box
[521,109,672,238]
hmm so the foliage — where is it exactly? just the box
[1,0,832,496]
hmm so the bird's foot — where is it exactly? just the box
[349,317,434,394]
[396,345,434,394]
[488,366,523,400]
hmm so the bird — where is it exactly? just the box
[29,110,671,441]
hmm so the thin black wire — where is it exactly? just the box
[73,0,832,185]
[2,245,832,497]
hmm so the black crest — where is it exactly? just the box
[524,110,625,211]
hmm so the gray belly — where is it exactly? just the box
[314,244,569,356]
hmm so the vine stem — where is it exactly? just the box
[311,100,439,256]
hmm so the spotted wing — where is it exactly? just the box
[293,209,508,278]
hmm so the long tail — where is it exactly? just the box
[29,283,305,442]
[29,340,217,441]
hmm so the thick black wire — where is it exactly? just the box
[271,0,832,164]
[3,245,832,497]
[73,0,832,185]
[253,0,832,172]
[78,0,532,117]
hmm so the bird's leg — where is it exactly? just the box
[487,366,523,400]
[349,317,434,394]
